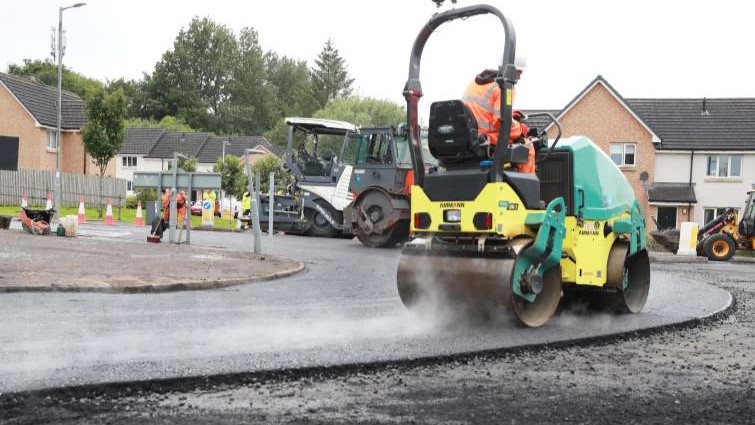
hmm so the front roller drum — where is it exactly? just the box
[396,251,562,327]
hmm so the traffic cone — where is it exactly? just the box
[21,192,28,208]
[105,198,114,225]
[134,200,144,226]
[78,196,87,224]
[45,193,53,210]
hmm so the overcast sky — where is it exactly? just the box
[3,0,755,114]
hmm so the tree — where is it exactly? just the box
[252,155,291,193]
[266,53,319,118]
[179,156,198,172]
[314,97,405,127]
[213,154,247,198]
[81,87,127,217]
[125,116,194,132]
[311,39,355,108]
[8,58,103,100]
[222,27,276,135]
[149,17,238,130]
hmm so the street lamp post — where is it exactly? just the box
[54,2,86,217]
[220,138,230,207]
[221,138,230,163]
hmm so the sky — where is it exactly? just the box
[3,0,755,115]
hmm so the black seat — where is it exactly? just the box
[428,100,487,168]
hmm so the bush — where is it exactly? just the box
[126,189,157,209]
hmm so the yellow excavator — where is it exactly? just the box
[396,4,651,327]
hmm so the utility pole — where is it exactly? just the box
[54,2,86,217]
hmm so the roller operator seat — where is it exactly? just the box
[427,100,489,169]
[424,99,542,210]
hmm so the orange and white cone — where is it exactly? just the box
[78,196,87,223]
[105,198,114,225]
[134,200,144,226]
[45,193,53,210]
[21,192,28,208]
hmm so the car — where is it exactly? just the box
[190,199,217,217]
[190,201,203,216]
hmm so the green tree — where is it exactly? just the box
[252,155,291,193]
[263,118,291,150]
[213,154,247,198]
[222,27,276,135]
[124,116,194,132]
[314,97,405,127]
[179,155,198,172]
[7,58,103,100]
[311,39,355,108]
[81,87,127,217]
[266,53,319,118]
[149,17,238,130]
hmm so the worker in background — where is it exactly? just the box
[242,190,251,216]
[149,189,187,239]
[149,189,171,239]
[462,55,535,174]
[176,190,187,227]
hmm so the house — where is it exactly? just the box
[116,129,279,194]
[195,135,280,173]
[629,98,755,229]
[541,76,755,230]
[0,72,112,175]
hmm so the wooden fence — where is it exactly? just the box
[0,168,127,208]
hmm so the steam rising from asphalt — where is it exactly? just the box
[2,265,626,391]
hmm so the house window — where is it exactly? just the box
[47,130,58,151]
[703,207,738,225]
[122,156,138,168]
[706,155,741,177]
[609,143,636,166]
[127,180,133,191]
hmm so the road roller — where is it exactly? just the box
[396,4,650,327]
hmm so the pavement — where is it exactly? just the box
[0,222,304,293]
[0,222,734,394]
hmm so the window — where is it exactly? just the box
[122,156,138,167]
[706,155,741,177]
[609,143,636,166]
[47,130,57,151]
[127,180,133,191]
[704,207,738,225]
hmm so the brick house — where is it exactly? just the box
[542,76,660,225]
[0,72,113,175]
[537,75,755,230]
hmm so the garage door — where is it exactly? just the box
[0,136,19,170]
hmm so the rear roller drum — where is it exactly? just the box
[598,247,651,313]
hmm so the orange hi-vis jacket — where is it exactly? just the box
[462,81,523,147]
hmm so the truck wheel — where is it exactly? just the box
[306,208,338,238]
[703,233,736,261]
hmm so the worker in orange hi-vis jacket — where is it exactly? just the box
[462,55,535,174]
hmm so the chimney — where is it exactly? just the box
[701,97,710,116]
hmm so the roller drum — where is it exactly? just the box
[397,249,562,327]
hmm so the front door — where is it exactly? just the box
[657,206,677,230]
[0,136,19,170]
